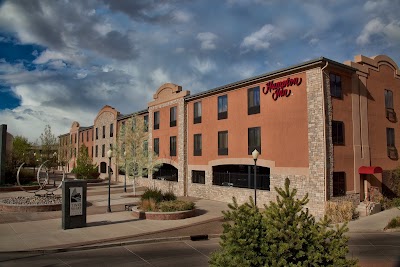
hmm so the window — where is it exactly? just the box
[387,128,395,147]
[154,111,160,130]
[170,136,177,156]
[144,115,149,132]
[81,133,83,142]
[194,134,202,156]
[75,133,77,143]
[170,106,177,127]
[110,123,113,137]
[248,127,261,155]
[100,162,107,173]
[95,145,98,157]
[102,126,105,138]
[91,146,93,157]
[387,128,398,159]
[332,121,344,145]
[248,86,260,115]
[143,140,148,157]
[92,130,94,141]
[87,131,89,142]
[154,138,159,155]
[102,144,105,157]
[385,90,396,122]
[192,170,205,184]
[333,172,346,197]
[218,95,228,120]
[330,73,342,98]
[194,101,202,124]
[218,131,228,155]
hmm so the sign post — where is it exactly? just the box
[62,180,87,230]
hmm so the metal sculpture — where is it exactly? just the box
[17,160,65,195]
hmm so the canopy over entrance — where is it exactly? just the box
[358,166,383,174]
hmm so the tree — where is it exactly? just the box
[115,115,161,195]
[11,135,31,167]
[209,178,357,267]
[38,124,58,162]
[71,145,99,179]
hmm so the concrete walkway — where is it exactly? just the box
[0,182,399,252]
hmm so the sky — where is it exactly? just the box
[0,0,400,142]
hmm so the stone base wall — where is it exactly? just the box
[330,193,360,207]
[135,177,185,196]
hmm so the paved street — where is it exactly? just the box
[0,233,400,267]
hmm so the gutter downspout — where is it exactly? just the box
[321,61,329,202]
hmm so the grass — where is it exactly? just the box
[325,201,356,223]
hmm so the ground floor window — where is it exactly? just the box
[212,164,270,190]
[333,172,346,196]
[100,162,107,173]
[153,164,178,182]
[192,170,205,184]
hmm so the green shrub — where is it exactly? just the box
[158,200,195,212]
[141,188,163,203]
[385,216,400,230]
[163,191,177,201]
[71,145,99,180]
[381,197,400,210]
[325,200,355,223]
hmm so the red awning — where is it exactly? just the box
[358,166,383,174]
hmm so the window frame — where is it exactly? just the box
[170,136,177,157]
[194,101,202,124]
[194,134,202,156]
[248,127,261,155]
[170,106,177,127]
[332,121,345,145]
[218,131,228,155]
[192,170,205,184]
[218,95,228,120]
[330,73,342,99]
[154,111,160,130]
[333,172,346,197]
[248,86,260,115]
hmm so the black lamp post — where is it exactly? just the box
[124,151,127,193]
[107,148,113,213]
[33,152,36,175]
[252,149,259,206]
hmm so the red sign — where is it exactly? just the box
[262,77,302,101]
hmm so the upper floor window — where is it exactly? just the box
[218,95,228,120]
[218,131,228,155]
[144,115,149,132]
[194,101,202,124]
[102,126,105,138]
[154,111,160,130]
[333,172,346,197]
[170,136,177,156]
[102,144,105,157]
[95,145,98,157]
[143,140,148,157]
[332,121,344,145]
[87,131,89,142]
[248,86,260,115]
[330,73,342,98]
[385,89,396,122]
[154,138,159,155]
[110,123,114,137]
[81,133,83,142]
[194,134,202,156]
[248,127,261,155]
[170,106,177,127]
[75,133,77,143]
[387,128,398,159]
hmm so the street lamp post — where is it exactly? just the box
[124,151,127,193]
[107,149,113,213]
[252,149,259,207]
[33,152,36,175]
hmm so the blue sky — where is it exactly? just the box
[0,0,399,142]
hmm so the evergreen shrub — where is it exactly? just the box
[141,188,163,203]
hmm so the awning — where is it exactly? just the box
[358,166,383,174]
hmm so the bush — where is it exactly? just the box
[140,198,157,212]
[385,216,400,230]
[141,188,163,203]
[325,201,355,223]
[158,200,195,212]
[163,191,177,201]
[381,197,400,210]
[71,145,99,180]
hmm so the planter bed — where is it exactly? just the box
[0,185,54,192]
[131,206,196,220]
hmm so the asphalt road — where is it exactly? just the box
[0,233,399,267]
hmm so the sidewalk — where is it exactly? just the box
[346,207,400,232]
[0,184,227,252]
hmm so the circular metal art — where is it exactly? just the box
[17,161,65,194]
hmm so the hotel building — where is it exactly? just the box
[59,54,400,216]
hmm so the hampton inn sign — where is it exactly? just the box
[262,77,302,100]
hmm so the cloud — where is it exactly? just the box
[196,32,218,50]
[191,58,217,74]
[357,18,400,46]
[241,24,283,51]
